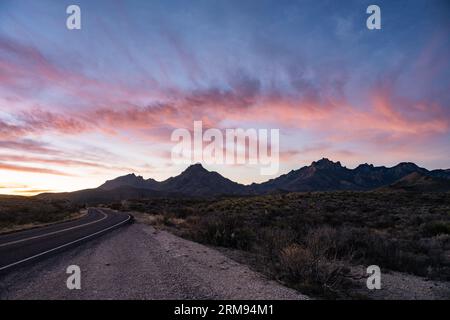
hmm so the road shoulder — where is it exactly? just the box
[141,223,309,300]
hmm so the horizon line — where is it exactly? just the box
[3,157,448,197]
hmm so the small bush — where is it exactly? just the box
[189,213,255,250]
[421,221,450,237]
[279,240,352,297]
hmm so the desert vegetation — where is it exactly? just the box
[0,195,82,233]
[117,191,450,298]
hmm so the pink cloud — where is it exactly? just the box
[0,162,72,176]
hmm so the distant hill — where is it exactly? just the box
[382,172,450,192]
[36,186,175,204]
[428,169,450,180]
[99,173,158,191]
[35,159,450,203]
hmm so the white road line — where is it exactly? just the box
[0,210,108,248]
[0,214,131,272]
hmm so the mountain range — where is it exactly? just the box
[37,158,450,203]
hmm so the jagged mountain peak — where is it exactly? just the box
[355,163,374,169]
[98,173,155,191]
[182,163,209,174]
[311,158,343,169]
[123,173,141,178]
[107,173,144,182]
[159,163,246,196]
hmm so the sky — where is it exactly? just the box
[0,0,449,195]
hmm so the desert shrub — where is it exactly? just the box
[256,227,296,265]
[189,213,255,250]
[174,206,196,218]
[279,233,353,297]
[109,202,122,210]
[304,226,340,258]
[279,244,314,279]
[127,202,146,212]
[420,221,450,237]
[419,235,450,279]
[140,214,166,226]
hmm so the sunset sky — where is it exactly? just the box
[0,0,449,195]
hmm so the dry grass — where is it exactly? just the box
[132,211,165,226]
[131,211,189,228]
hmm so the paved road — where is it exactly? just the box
[0,208,131,272]
[0,222,308,300]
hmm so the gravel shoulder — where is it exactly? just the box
[0,222,308,300]
[351,266,450,300]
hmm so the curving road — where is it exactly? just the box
[0,208,131,273]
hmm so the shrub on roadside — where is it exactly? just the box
[420,221,450,237]
[188,213,255,250]
[278,228,354,298]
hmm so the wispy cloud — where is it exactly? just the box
[0,162,73,176]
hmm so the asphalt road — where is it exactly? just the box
[0,208,131,272]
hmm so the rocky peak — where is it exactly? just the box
[311,158,342,169]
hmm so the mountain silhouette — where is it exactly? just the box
[156,163,247,196]
[37,159,450,203]
[96,163,246,196]
[99,173,158,191]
